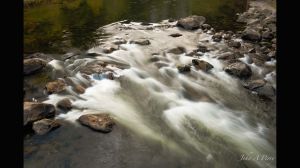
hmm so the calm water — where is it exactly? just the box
[24,0,247,54]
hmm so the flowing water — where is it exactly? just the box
[24,20,276,168]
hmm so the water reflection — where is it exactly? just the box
[24,0,247,53]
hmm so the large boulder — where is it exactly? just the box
[78,114,115,133]
[24,102,56,126]
[24,58,47,75]
[176,15,206,30]
[224,62,252,79]
[32,119,61,135]
[45,79,67,94]
[192,59,213,72]
[242,29,261,42]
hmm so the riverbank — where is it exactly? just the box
[24,0,276,167]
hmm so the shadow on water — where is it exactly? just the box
[24,0,247,54]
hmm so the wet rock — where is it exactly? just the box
[197,45,209,53]
[130,39,151,45]
[242,79,266,90]
[224,62,252,79]
[176,15,206,30]
[267,23,276,33]
[228,41,241,48]
[255,83,276,97]
[102,46,117,53]
[262,31,274,40]
[154,62,169,69]
[192,59,213,72]
[201,24,211,30]
[149,57,160,62]
[73,84,85,94]
[212,34,222,42]
[223,34,231,40]
[169,33,182,37]
[120,20,131,24]
[45,79,66,94]
[248,48,256,53]
[24,102,56,126]
[242,29,261,42]
[267,51,276,58]
[167,47,186,54]
[112,39,127,45]
[140,22,152,26]
[78,114,115,133]
[168,18,175,22]
[260,42,272,48]
[32,119,61,135]
[56,98,72,111]
[271,38,276,44]
[177,65,191,73]
[24,58,47,75]
[79,61,108,75]
[248,53,270,65]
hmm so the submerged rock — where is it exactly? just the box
[24,58,47,75]
[130,39,151,45]
[224,62,252,79]
[167,47,186,54]
[78,114,115,133]
[176,15,206,30]
[56,98,72,111]
[177,65,191,73]
[45,79,66,94]
[192,59,213,72]
[24,102,56,126]
[32,119,60,135]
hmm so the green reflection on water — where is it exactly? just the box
[24,0,247,54]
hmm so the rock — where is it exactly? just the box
[177,65,191,73]
[168,18,175,22]
[105,72,114,80]
[271,38,276,44]
[201,24,211,30]
[73,84,85,94]
[176,15,206,30]
[24,58,47,75]
[224,62,252,79]
[121,20,131,24]
[192,59,213,72]
[140,22,152,26]
[32,119,60,135]
[149,57,160,62]
[130,39,151,45]
[45,79,66,94]
[212,34,222,42]
[259,42,272,48]
[228,41,241,48]
[154,62,169,68]
[248,48,256,53]
[262,31,274,40]
[255,84,275,97]
[167,47,186,54]
[267,23,276,33]
[223,34,231,40]
[112,39,127,45]
[226,31,234,35]
[248,53,270,65]
[169,33,182,37]
[197,45,209,52]
[24,102,56,126]
[78,61,110,75]
[242,79,266,90]
[56,98,72,111]
[102,46,117,53]
[78,114,115,133]
[242,29,261,42]
[267,51,276,58]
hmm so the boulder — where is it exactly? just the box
[242,29,261,42]
[177,65,191,73]
[192,59,213,72]
[32,119,61,135]
[224,62,252,79]
[176,15,206,30]
[56,98,72,111]
[167,47,186,54]
[130,39,151,45]
[24,58,47,75]
[78,114,115,133]
[45,79,66,94]
[24,102,56,126]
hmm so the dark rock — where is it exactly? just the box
[248,53,270,65]
[121,20,131,24]
[255,84,275,97]
[112,39,127,45]
[78,114,115,133]
[167,47,186,54]
[228,41,241,48]
[45,79,66,94]
[259,42,272,48]
[149,57,160,62]
[56,98,72,111]
[242,29,261,42]
[197,45,209,52]
[154,62,169,68]
[212,34,222,42]
[242,79,266,90]
[224,62,252,79]
[262,31,274,40]
[169,33,182,37]
[130,39,151,45]
[24,58,47,75]
[201,24,211,30]
[267,23,276,32]
[226,31,234,35]
[24,102,56,126]
[102,46,117,53]
[217,52,236,60]
[248,48,256,53]
[141,22,152,26]
[32,119,60,135]
[192,59,213,72]
[267,51,276,58]
[176,15,206,30]
[223,34,231,40]
[177,65,191,73]
[168,18,175,22]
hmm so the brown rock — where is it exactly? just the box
[24,58,47,75]
[56,98,72,111]
[224,62,252,79]
[32,119,61,135]
[192,59,214,72]
[167,47,186,54]
[242,79,266,90]
[45,79,66,94]
[78,114,115,133]
[24,102,56,126]
[177,65,191,73]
